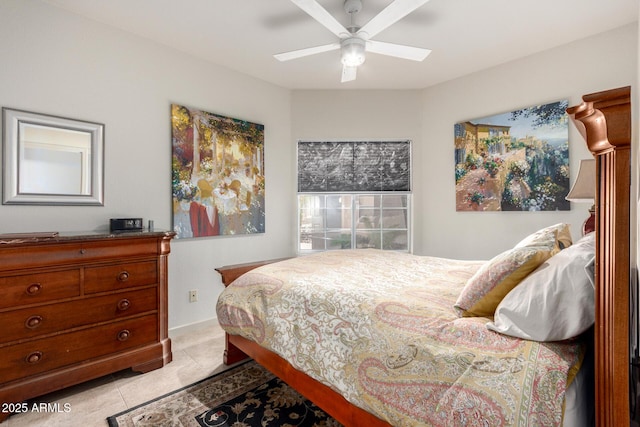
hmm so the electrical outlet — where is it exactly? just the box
[189,289,198,303]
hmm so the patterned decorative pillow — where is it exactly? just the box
[514,223,573,250]
[454,238,559,317]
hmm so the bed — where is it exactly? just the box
[216,86,631,427]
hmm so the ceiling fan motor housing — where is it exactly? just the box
[344,0,363,15]
[341,37,366,66]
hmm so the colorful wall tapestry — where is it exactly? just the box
[171,104,265,238]
[454,100,569,211]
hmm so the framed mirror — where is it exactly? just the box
[2,108,104,205]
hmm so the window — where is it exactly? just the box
[297,141,411,253]
[298,193,410,251]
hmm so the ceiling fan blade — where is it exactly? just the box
[274,42,340,61]
[366,40,431,61]
[290,0,350,38]
[358,0,430,40]
[341,65,357,82]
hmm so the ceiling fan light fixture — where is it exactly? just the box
[341,37,366,67]
[279,0,432,82]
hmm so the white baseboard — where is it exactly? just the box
[169,317,218,337]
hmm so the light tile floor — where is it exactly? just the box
[4,320,230,427]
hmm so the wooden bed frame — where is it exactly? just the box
[216,86,632,427]
[566,86,632,427]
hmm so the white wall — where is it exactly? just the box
[418,23,637,258]
[291,89,423,250]
[291,24,637,260]
[633,9,640,357]
[0,1,295,329]
[292,24,637,260]
[1,1,637,329]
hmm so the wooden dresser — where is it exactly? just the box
[0,231,174,422]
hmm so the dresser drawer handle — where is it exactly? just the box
[25,351,43,364]
[117,271,130,282]
[117,329,131,341]
[25,315,43,329]
[25,283,42,295]
[117,299,131,311]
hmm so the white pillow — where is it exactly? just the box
[486,232,595,341]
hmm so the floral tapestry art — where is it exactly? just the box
[171,104,265,238]
[454,100,569,211]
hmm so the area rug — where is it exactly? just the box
[107,360,341,427]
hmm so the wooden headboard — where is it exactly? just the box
[567,86,631,427]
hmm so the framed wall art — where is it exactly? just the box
[454,100,569,212]
[171,104,264,238]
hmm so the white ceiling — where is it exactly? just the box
[43,0,638,90]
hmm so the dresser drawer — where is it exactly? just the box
[79,238,161,262]
[0,314,158,384]
[0,242,86,271]
[0,237,161,272]
[0,270,81,309]
[0,287,157,344]
[84,261,157,294]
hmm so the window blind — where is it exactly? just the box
[297,140,411,192]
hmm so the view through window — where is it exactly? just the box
[297,140,411,252]
[298,193,410,251]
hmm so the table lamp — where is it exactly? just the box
[566,158,596,235]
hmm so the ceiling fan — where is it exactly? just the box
[274,0,432,83]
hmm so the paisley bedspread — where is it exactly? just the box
[216,249,584,427]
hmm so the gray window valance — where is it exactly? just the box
[297,140,411,192]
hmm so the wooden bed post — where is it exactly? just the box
[567,86,631,427]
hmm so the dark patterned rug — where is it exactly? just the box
[107,360,341,427]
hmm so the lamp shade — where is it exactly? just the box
[566,159,596,202]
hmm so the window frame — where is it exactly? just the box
[297,192,411,253]
[296,139,413,254]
